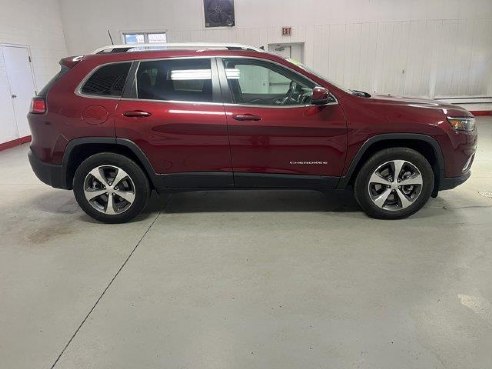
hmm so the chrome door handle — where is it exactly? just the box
[123,110,151,118]
[233,114,261,121]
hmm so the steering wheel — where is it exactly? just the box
[279,81,301,105]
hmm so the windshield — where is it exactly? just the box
[285,58,371,97]
[285,58,349,91]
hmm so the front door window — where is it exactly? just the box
[222,58,315,106]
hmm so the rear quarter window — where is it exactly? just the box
[81,62,132,97]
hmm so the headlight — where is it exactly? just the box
[447,117,475,132]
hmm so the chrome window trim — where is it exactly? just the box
[115,97,322,109]
[119,98,223,106]
[74,56,339,107]
[222,102,338,108]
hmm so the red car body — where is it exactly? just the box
[28,48,477,197]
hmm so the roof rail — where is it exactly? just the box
[92,43,264,54]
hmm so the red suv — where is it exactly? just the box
[28,43,477,223]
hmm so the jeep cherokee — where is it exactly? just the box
[28,43,477,223]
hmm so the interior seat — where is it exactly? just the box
[137,71,153,99]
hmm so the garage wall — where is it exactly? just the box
[0,0,67,144]
[0,0,67,91]
[60,0,492,98]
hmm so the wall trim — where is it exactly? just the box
[471,111,492,116]
[0,136,31,152]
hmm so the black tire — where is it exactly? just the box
[354,148,434,219]
[73,153,150,223]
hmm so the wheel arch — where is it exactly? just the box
[337,133,444,194]
[62,138,157,189]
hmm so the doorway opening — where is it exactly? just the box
[268,43,304,64]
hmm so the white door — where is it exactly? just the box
[0,64,17,143]
[1,45,37,139]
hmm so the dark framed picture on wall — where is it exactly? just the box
[204,0,235,27]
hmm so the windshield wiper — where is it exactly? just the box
[349,89,371,98]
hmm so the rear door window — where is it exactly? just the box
[135,59,213,102]
[81,62,132,97]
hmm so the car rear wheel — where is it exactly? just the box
[73,153,150,223]
[354,148,434,219]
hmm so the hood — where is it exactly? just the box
[366,94,473,117]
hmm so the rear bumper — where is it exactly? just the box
[28,149,68,189]
[439,171,471,191]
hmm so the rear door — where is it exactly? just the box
[218,57,347,188]
[114,57,232,188]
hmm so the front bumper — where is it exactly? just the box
[439,171,471,191]
[28,149,68,189]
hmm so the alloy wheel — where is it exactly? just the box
[367,160,423,211]
[83,165,136,215]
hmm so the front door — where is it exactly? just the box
[218,57,347,188]
[114,58,232,188]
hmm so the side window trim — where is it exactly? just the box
[123,57,221,104]
[122,61,139,99]
[218,57,318,108]
[216,57,234,104]
[210,57,222,103]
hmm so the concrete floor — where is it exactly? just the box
[0,118,491,369]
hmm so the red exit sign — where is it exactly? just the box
[282,27,292,36]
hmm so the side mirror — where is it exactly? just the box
[311,86,332,105]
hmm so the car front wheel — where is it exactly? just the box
[354,148,434,219]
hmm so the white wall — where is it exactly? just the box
[0,0,68,143]
[59,0,492,98]
[0,0,67,92]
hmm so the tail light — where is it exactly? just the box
[30,97,46,114]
